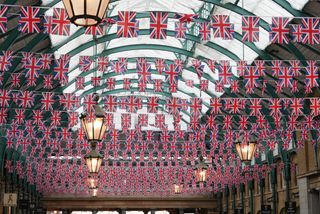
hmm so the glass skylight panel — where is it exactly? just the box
[286,0,309,10]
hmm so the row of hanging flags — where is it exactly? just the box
[4,152,295,195]
[1,6,320,44]
[0,51,319,93]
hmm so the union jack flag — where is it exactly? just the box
[18,6,41,33]
[301,18,319,44]
[153,79,163,92]
[111,60,126,74]
[0,51,13,72]
[11,73,21,88]
[290,98,304,115]
[104,96,118,112]
[19,91,35,108]
[244,66,259,89]
[305,60,318,88]
[217,61,232,85]
[121,114,131,130]
[155,58,166,74]
[211,15,232,39]
[0,6,8,33]
[166,97,182,115]
[165,64,180,84]
[278,67,293,88]
[309,98,320,116]
[91,76,101,86]
[52,8,70,36]
[207,59,215,73]
[40,53,53,70]
[85,23,104,36]
[53,55,70,85]
[76,76,85,89]
[24,57,41,87]
[269,17,290,44]
[174,13,199,23]
[97,56,109,72]
[199,22,211,41]
[137,61,151,83]
[123,78,131,90]
[41,92,55,111]
[117,11,137,38]
[106,78,116,89]
[175,22,187,39]
[79,56,93,72]
[43,16,53,34]
[290,24,303,43]
[43,75,53,89]
[150,12,168,39]
[200,80,209,91]
[192,59,205,79]
[242,16,260,42]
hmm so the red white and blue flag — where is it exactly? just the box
[43,16,53,34]
[301,18,319,44]
[242,16,260,42]
[76,76,85,90]
[52,8,70,36]
[53,55,70,85]
[290,24,303,43]
[0,51,13,72]
[18,6,41,33]
[0,6,8,33]
[111,60,126,74]
[85,23,104,36]
[174,13,199,23]
[155,58,165,74]
[24,57,42,87]
[150,12,168,39]
[165,64,180,84]
[175,22,187,39]
[305,60,319,88]
[199,22,211,41]
[212,15,232,39]
[117,11,138,38]
[278,67,293,88]
[269,17,290,44]
[97,56,109,72]
[79,56,93,72]
[137,61,151,83]
[192,59,205,79]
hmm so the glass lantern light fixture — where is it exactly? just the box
[88,177,98,189]
[235,141,257,163]
[62,0,111,26]
[194,156,208,183]
[84,143,104,174]
[80,95,107,144]
[174,183,183,194]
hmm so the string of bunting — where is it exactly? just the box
[0,51,319,94]
[0,6,320,44]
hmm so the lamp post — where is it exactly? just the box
[234,141,257,163]
[194,156,208,183]
[62,0,111,26]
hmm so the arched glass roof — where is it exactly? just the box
[42,0,308,131]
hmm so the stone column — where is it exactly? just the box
[0,179,4,214]
[298,177,309,214]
